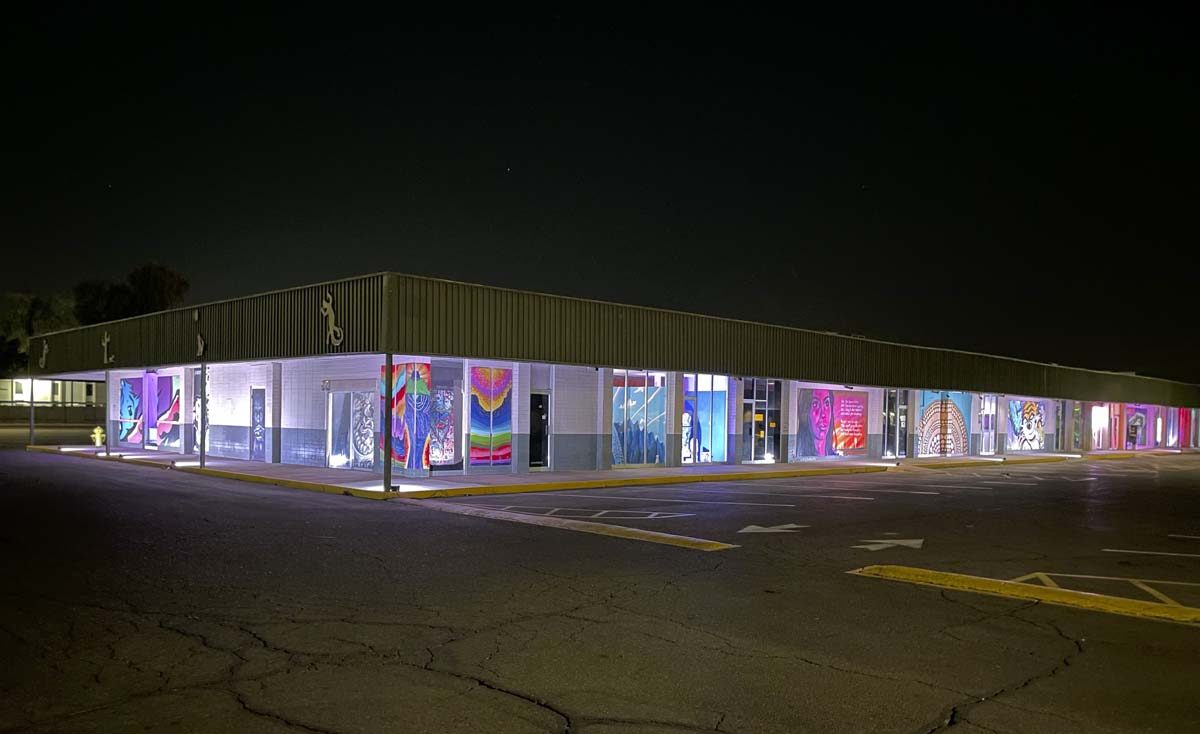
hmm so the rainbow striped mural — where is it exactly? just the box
[469,366,512,466]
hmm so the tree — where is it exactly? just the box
[73,263,190,325]
[0,292,77,376]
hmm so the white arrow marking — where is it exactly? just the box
[852,538,925,551]
[738,523,811,534]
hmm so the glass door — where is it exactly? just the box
[529,392,549,469]
[741,378,780,462]
[882,389,909,458]
[979,394,996,455]
[327,390,377,470]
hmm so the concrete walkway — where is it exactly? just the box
[28,445,898,500]
[26,445,1120,500]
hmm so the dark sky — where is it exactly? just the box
[6,7,1198,382]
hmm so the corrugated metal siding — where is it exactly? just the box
[388,273,1200,406]
[32,274,385,373]
[31,271,1200,406]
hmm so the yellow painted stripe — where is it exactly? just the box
[849,565,1200,625]
[173,466,392,500]
[1001,456,1069,466]
[1087,452,1135,460]
[407,499,739,551]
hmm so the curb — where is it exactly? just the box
[399,464,890,500]
[849,564,1200,625]
[174,466,391,501]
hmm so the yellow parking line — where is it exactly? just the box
[1035,572,1060,588]
[848,565,1200,625]
[404,499,739,552]
[1130,580,1181,606]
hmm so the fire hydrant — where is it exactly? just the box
[91,426,106,447]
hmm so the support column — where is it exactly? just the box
[104,370,111,456]
[271,362,282,463]
[28,373,35,447]
[199,362,208,469]
[728,378,743,464]
[665,372,683,467]
[779,380,792,463]
[383,353,394,490]
[597,368,613,470]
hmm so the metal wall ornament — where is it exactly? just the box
[38,340,49,369]
[101,332,115,364]
[193,310,206,358]
[320,292,345,348]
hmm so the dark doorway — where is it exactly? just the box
[530,393,549,468]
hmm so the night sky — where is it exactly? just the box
[6,7,1197,382]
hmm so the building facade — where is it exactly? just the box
[28,273,1200,483]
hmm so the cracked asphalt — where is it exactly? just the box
[2,449,1199,733]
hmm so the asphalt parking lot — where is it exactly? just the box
[2,450,1199,733]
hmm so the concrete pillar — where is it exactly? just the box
[665,372,684,467]
[199,362,208,468]
[28,374,35,447]
[779,380,792,463]
[512,362,531,474]
[382,354,393,489]
[271,362,283,464]
[597,368,613,470]
[729,377,744,464]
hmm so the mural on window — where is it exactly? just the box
[117,376,144,445]
[794,388,868,458]
[916,391,971,457]
[612,370,666,465]
[381,362,433,471]
[1006,400,1046,451]
[469,366,512,466]
[1125,404,1149,449]
[250,388,266,461]
[430,387,457,466]
[682,374,728,464]
[149,374,182,449]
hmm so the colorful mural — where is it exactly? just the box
[1125,404,1149,449]
[916,391,971,456]
[1006,400,1046,451]
[795,388,868,458]
[470,366,513,466]
[250,388,266,460]
[380,362,432,471]
[156,375,182,449]
[117,377,144,444]
[682,374,728,464]
[430,387,457,466]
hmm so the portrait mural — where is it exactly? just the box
[794,388,868,458]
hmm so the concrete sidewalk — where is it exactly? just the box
[26,445,892,500]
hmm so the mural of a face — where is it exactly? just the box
[808,390,833,452]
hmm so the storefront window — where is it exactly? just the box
[682,374,729,464]
[612,369,666,466]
